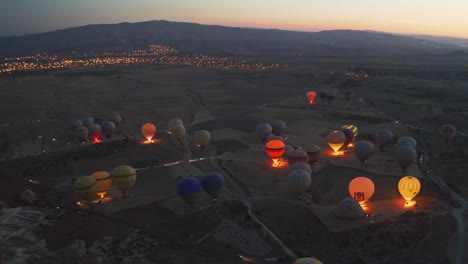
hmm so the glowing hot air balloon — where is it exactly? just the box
[293,257,323,264]
[201,172,224,199]
[141,123,157,143]
[349,177,375,204]
[193,130,211,147]
[88,124,102,143]
[111,165,136,196]
[306,91,317,104]
[74,176,97,203]
[177,176,202,206]
[327,130,346,154]
[265,139,285,167]
[90,171,112,198]
[398,176,421,206]
[288,170,311,194]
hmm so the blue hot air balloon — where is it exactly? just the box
[177,177,202,205]
[201,172,225,199]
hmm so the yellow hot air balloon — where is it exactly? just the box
[349,177,375,204]
[341,124,358,139]
[168,118,183,130]
[111,165,136,196]
[74,176,97,203]
[171,124,186,141]
[90,171,112,198]
[327,130,345,153]
[141,123,157,142]
[398,176,421,206]
[193,130,211,147]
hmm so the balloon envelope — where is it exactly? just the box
[111,165,136,195]
[74,176,97,202]
[201,172,224,199]
[287,150,309,165]
[396,137,417,149]
[82,117,94,127]
[71,119,83,130]
[354,140,375,165]
[288,170,312,193]
[341,125,358,140]
[398,176,421,202]
[375,129,394,150]
[74,126,89,142]
[168,118,183,130]
[88,124,102,142]
[90,171,112,198]
[289,163,312,174]
[171,124,186,140]
[193,130,211,147]
[256,123,273,141]
[265,140,285,159]
[304,144,321,162]
[177,177,202,205]
[101,121,116,139]
[327,130,345,152]
[395,146,417,172]
[349,177,375,203]
[306,91,317,104]
[270,120,286,136]
[341,128,354,147]
[111,114,122,127]
[141,123,157,141]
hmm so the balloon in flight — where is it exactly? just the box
[111,165,136,196]
[306,91,317,104]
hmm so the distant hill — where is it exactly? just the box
[410,35,468,48]
[0,20,460,57]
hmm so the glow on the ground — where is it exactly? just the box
[271,158,288,168]
[404,200,417,208]
[142,139,160,144]
[331,151,345,156]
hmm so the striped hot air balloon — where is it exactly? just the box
[111,165,137,196]
[341,124,358,146]
[398,176,421,205]
[74,176,97,203]
[288,170,311,193]
[265,139,285,167]
[90,171,112,198]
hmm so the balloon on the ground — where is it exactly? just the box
[74,176,97,203]
[284,144,294,155]
[265,139,285,165]
[111,114,122,128]
[304,144,321,162]
[354,140,375,165]
[101,121,116,139]
[194,130,211,147]
[82,117,94,127]
[341,125,358,141]
[288,170,311,193]
[440,124,456,142]
[90,171,112,198]
[256,123,273,141]
[306,91,317,104]
[88,124,102,142]
[74,126,89,142]
[168,118,183,130]
[71,119,83,130]
[141,123,157,142]
[375,129,394,151]
[293,257,323,264]
[334,197,366,219]
[177,176,202,205]
[111,165,137,196]
[327,130,346,152]
[287,149,309,165]
[289,162,312,175]
[340,128,354,147]
[270,120,286,136]
[398,176,421,204]
[396,137,417,149]
[349,177,375,203]
[395,146,417,172]
[201,172,224,199]
[171,124,186,141]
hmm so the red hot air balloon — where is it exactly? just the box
[265,139,286,167]
[306,91,317,104]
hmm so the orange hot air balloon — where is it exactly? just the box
[306,91,317,104]
[265,139,285,167]
[349,177,375,204]
[141,123,157,142]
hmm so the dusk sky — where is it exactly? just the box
[1,0,467,38]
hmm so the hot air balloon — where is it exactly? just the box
[375,129,394,151]
[141,123,157,142]
[177,177,201,205]
[74,176,97,203]
[327,130,346,154]
[94,117,104,126]
[82,117,94,127]
[306,91,317,104]
[201,172,224,199]
[111,114,122,128]
[349,177,375,204]
[304,144,321,163]
[101,121,116,139]
[90,171,112,198]
[256,123,273,141]
[340,128,354,148]
[88,124,102,142]
[74,126,89,142]
[341,124,358,144]
[288,170,311,193]
[289,163,312,175]
[395,146,417,172]
[293,257,323,264]
[265,139,285,167]
[270,120,286,136]
[354,140,375,165]
[396,137,417,149]
[171,124,186,142]
[398,176,421,206]
[440,124,456,143]
[111,165,136,196]
[71,119,83,130]
[344,89,353,103]
[168,118,183,131]
[193,130,211,147]
[284,144,294,155]
[287,149,309,165]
